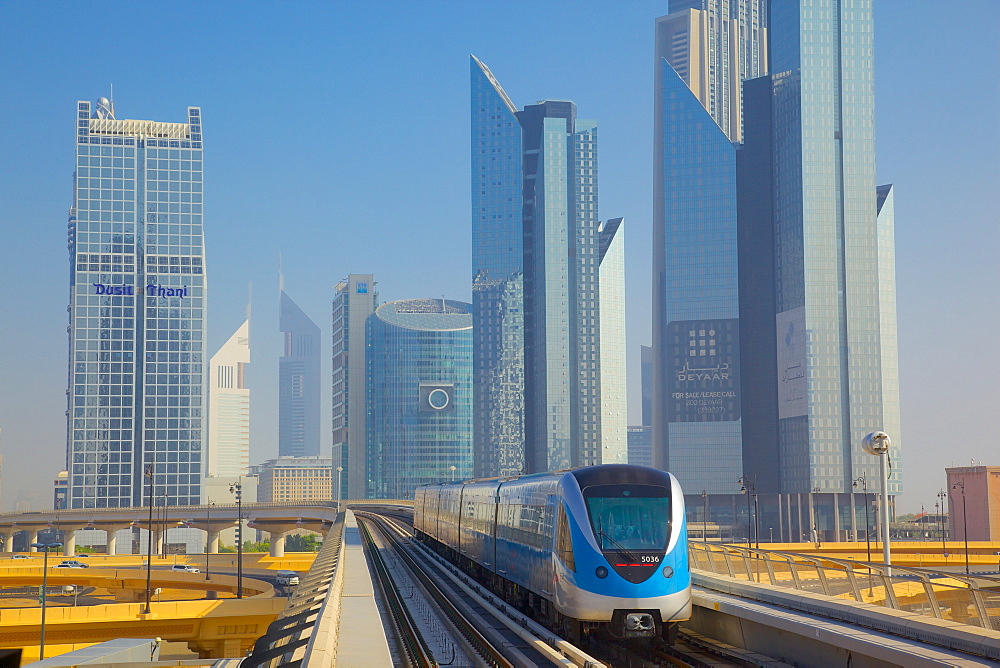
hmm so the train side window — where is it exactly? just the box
[556,504,576,572]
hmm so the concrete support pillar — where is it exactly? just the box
[63,530,78,556]
[29,531,40,552]
[207,531,220,554]
[778,494,785,543]
[833,492,841,541]
[155,530,164,556]
[2,532,13,553]
[98,526,127,555]
[269,531,287,558]
[796,494,804,542]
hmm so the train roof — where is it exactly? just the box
[416,464,673,490]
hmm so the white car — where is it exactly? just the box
[54,561,88,569]
[171,564,200,573]
[276,570,299,586]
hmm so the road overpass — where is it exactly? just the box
[0,500,403,558]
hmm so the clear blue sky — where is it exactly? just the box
[1,1,997,514]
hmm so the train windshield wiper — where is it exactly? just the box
[597,528,639,564]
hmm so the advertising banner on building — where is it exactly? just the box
[776,306,807,419]
[666,318,740,422]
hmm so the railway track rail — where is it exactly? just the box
[359,509,785,668]
[358,510,601,667]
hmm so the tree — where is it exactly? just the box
[286,534,321,552]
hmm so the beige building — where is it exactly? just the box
[946,466,1000,541]
[207,319,251,478]
[252,456,332,503]
[655,0,768,143]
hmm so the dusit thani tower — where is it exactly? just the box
[66,98,206,508]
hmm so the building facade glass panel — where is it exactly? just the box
[67,99,206,508]
[366,299,473,499]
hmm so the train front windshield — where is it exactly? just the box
[584,485,672,551]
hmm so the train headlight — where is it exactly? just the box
[595,566,609,579]
[662,566,674,578]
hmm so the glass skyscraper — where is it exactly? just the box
[743,0,901,505]
[66,98,206,508]
[365,299,473,499]
[653,2,764,495]
[471,56,525,478]
[655,1,900,540]
[472,56,615,476]
[278,290,321,458]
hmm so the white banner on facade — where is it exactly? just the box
[776,306,807,419]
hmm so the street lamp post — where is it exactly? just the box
[738,476,756,548]
[160,492,168,559]
[952,481,969,576]
[30,541,62,660]
[862,431,893,574]
[853,475,872,564]
[205,502,214,581]
[449,465,457,482]
[937,488,947,559]
[230,480,243,599]
[143,464,154,615]
[701,490,708,541]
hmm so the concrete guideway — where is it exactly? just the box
[330,511,393,666]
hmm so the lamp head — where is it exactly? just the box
[862,431,891,455]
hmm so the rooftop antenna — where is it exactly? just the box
[110,83,115,117]
[246,282,253,347]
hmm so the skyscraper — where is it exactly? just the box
[472,56,613,475]
[331,274,377,500]
[653,2,764,493]
[207,319,250,478]
[656,0,768,142]
[66,98,206,508]
[471,57,525,479]
[655,1,900,541]
[737,1,901,538]
[599,218,627,465]
[365,299,473,499]
[278,290,320,458]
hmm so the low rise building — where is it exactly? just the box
[946,466,1000,541]
[251,456,332,503]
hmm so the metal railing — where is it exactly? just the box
[241,513,347,668]
[690,541,1000,631]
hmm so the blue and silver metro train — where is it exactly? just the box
[413,464,691,643]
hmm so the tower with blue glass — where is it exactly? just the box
[655,1,900,541]
[738,0,901,535]
[653,1,766,496]
[66,98,206,508]
[472,56,615,476]
[279,290,321,458]
[365,299,473,499]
